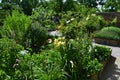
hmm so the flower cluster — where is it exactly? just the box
[54,37,65,47]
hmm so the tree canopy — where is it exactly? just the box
[1,0,120,15]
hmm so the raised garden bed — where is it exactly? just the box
[90,55,111,80]
[90,46,112,80]
[94,26,120,46]
[94,38,120,46]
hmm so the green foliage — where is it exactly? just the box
[92,46,112,62]
[1,3,22,11]
[77,0,98,8]
[85,58,103,76]
[31,6,56,30]
[0,1,115,79]
[1,10,31,45]
[23,21,49,52]
[32,49,67,80]
[94,26,120,40]
[0,38,23,79]
[85,14,106,33]
[54,23,103,79]
[61,18,86,39]
[0,38,66,79]
[0,10,10,26]
[103,0,118,12]
[63,0,77,11]
[101,26,120,35]
[54,37,103,79]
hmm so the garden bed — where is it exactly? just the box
[94,38,120,46]
[94,26,120,47]
[90,46,112,80]
[98,54,111,80]
[90,55,111,80]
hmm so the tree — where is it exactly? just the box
[63,0,76,11]
[103,0,118,12]
[77,0,98,8]
[20,0,39,15]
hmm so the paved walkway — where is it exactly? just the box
[93,43,120,80]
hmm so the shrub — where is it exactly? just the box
[31,7,56,31]
[101,26,120,35]
[85,14,106,33]
[94,30,120,40]
[1,10,31,45]
[61,20,86,39]
[23,21,49,52]
[0,38,23,79]
[94,26,120,40]
[92,46,112,62]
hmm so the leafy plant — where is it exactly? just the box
[85,14,106,33]
[0,10,10,26]
[1,10,31,45]
[0,38,23,79]
[51,34,103,80]
[23,21,49,52]
[31,6,56,31]
[92,46,112,62]
[32,49,67,80]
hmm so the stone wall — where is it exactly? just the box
[96,12,120,27]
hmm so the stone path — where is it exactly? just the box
[93,42,120,80]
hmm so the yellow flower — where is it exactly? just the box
[54,37,66,47]
[60,42,65,45]
[54,39,59,44]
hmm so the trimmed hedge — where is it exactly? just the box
[94,26,120,40]
[101,26,120,35]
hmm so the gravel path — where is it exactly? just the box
[93,42,120,80]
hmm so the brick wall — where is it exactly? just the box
[96,12,120,27]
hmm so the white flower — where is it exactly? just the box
[71,18,74,21]
[48,39,52,43]
[66,20,71,24]
[70,60,74,68]
[19,50,28,56]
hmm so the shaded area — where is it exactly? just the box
[100,56,120,80]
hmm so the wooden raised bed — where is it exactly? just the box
[94,38,120,47]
